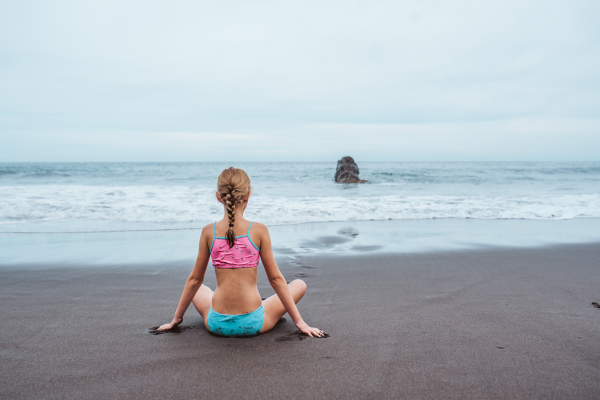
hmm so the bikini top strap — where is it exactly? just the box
[213,222,216,237]
[247,221,253,235]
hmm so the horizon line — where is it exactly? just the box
[1,160,599,164]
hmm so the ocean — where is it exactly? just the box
[1,162,599,233]
[2,162,600,266]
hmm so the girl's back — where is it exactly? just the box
[210,219,263,315]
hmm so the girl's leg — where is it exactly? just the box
[192,284,214,330]
[261,279,307,333]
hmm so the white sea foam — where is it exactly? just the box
[1,184,599,232]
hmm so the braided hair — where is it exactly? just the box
[217,167,252,248]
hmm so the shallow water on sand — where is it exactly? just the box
[2,218,600,267]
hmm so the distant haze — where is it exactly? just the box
[1,0,599,162]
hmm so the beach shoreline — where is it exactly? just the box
[3,217,600,268]
[2,242,600,399]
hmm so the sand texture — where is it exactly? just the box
[1,243,600,399]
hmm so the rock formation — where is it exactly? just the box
[334,156,366,183]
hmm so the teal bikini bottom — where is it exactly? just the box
[207,305,265,337]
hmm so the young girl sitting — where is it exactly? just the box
[158,167,324,338]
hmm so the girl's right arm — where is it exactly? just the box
[257,224,324,338]
[157,224,211,331]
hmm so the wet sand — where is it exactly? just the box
[1,242,600,399]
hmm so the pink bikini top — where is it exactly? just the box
[210,222,261,269]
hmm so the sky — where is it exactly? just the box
[0,0,599,162]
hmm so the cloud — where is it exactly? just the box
[0,0,599,161]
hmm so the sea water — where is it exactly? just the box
[1,162,599,265]
[1,162,599,232]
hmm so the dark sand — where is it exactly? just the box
[2,243,600,399]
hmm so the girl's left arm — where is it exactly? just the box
[158,224,211,330]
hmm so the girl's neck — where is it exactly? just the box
[222,207,246,222]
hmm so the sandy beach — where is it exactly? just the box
[2,241,600,399]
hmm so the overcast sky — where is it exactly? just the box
[1,0,599,162]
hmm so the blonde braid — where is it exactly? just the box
[217,167,252,248]
[223,190,236,247]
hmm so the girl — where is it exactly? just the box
[158,167,324,338]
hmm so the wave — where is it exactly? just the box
[1,185,599,233]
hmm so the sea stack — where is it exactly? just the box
[334,156,367,183]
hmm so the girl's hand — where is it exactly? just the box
[157,316,183,331]
[295,319,325,338]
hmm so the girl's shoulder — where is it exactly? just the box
[250,221,269,234]
[201,223,215,237]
